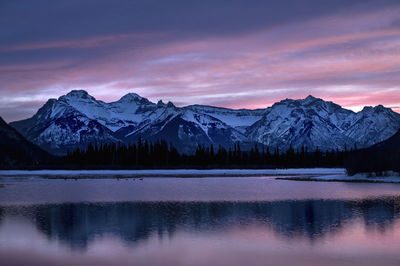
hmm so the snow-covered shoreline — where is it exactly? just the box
[279,173,400,183]
[0,168,399,183]
[0,168,344,177]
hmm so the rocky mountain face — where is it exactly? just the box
[247,96,400,151]
[10,90,400,155]
[10,92,119,155]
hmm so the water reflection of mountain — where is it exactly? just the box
[0,198,399,249]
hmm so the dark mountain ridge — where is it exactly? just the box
[345,129,400,175]
[0,117,53,168]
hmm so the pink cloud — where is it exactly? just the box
[1,6,400,122]
[0,33,164,52]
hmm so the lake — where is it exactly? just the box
[1,175,400,266]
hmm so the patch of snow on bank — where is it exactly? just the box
[284,172,400,183]
[0,168,345,177]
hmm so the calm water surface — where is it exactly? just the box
[1,176,400,266]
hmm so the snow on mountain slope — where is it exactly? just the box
[119,102,248,152]
[343,105,400,147]
[10,90,400,155]
[247,96,351,151]
[181,108,246,142]
[11,90,252,154]
[247,95,400,151]
[10,96,119,155]
[58,91,249,148]
[59,90,157,132]
[185,105,265,133]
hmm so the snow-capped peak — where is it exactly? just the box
[302,95,320,104]
[166,101,176,108]
[157,100,166,107]
[10,90,400,155]
[273,95,323,108]
[118,93,147,103]
[61,90,93,100]
[372,104,388,113]
[361,105,392,114]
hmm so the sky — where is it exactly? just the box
[1,0,400,122]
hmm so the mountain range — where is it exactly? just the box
[10,90,400,155]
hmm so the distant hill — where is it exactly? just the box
[345,129,400,175]
[0,117,53,168]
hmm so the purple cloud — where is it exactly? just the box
[1,1,400,121]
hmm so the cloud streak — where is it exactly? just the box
[1,0,400,121]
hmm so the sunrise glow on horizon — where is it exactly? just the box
[1,0,400,122]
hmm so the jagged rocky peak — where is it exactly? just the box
[61,90,93,100]
[303,94,319,103]
[373,104,388,113]
[68,89,88,96]
[361,104,390,114]
[118,92,152,105]
[36,98,57,114]
[119,92,142,101]
[274,95,320,107]
[166,101,176,108]
[297,95,344,112]
[42,98,57,108]
[157,100,165,107]
[361,106,374,112]
[301,95,334,107]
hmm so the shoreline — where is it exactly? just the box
[0,168,344,178]
[278,173,400,184]
[0,168,399,183]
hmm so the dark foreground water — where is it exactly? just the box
[1,176,400,266]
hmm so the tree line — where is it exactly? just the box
[63,138,349,169]
[345,149,400,176]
